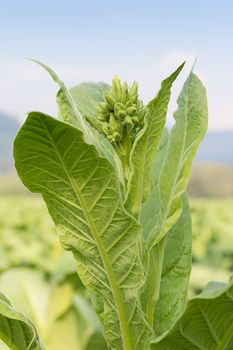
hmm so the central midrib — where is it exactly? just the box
[70,175,132,350]
[214,320,233,350]
[43,120,133,350]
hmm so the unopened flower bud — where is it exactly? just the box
[121,82,129,104]
[95,76,145,145]
[132,116,139,124]
[104,95,115,110]
[127,106,137,116]
[97,114,108,122]
[99,102,109,111]
[117,109,127,119]
[116,102,126,110]
[112,76,122,100]
[123,115,133,125]
[112,132,121,142]
[129,82,138,104]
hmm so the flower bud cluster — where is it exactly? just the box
[96,76,145,142]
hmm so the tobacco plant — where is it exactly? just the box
[3,60,232,349]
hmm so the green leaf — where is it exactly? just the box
[141,72,208,326]
[0,291,44,350]
[142,72,208,246]
[41,297,107,350]
[151,277,233,349]
[125,63,185,217]
[69,82,108,121]
[142,133,192,336]
[14,112,150,350]
[43,290,107,350]
[0,268,51,335]
[150,129,169,191]
[29,60,124,187]
[28,59,79,127]
[0,268,106,350]
[66,82,126,186]
[73,296,107,350]
[153,194,192,337]
[58,82,108,132]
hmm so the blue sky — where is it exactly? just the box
[0,0,233,130]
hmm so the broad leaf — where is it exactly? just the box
[0,268,106,350]
[148,133,192,336]
[14,112,150,350]
[73,296,107,350]
[0,292,44,350]
[151,277,233,349]
[141,72,208,245]
[150,129,169,191]
[30,60,124,187]
[153,194,192,337]
[67,82,125,187]
[69,82,108,121]
[141,73,208,326]
[0,268,74,336]
[28,59,85,129]
[58,82,108,132]
[125,63,185,217]
[42,297,107,350]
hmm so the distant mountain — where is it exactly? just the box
[195,131,233,164]
[0,112,20,172]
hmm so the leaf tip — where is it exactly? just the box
[191,56,198,72]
